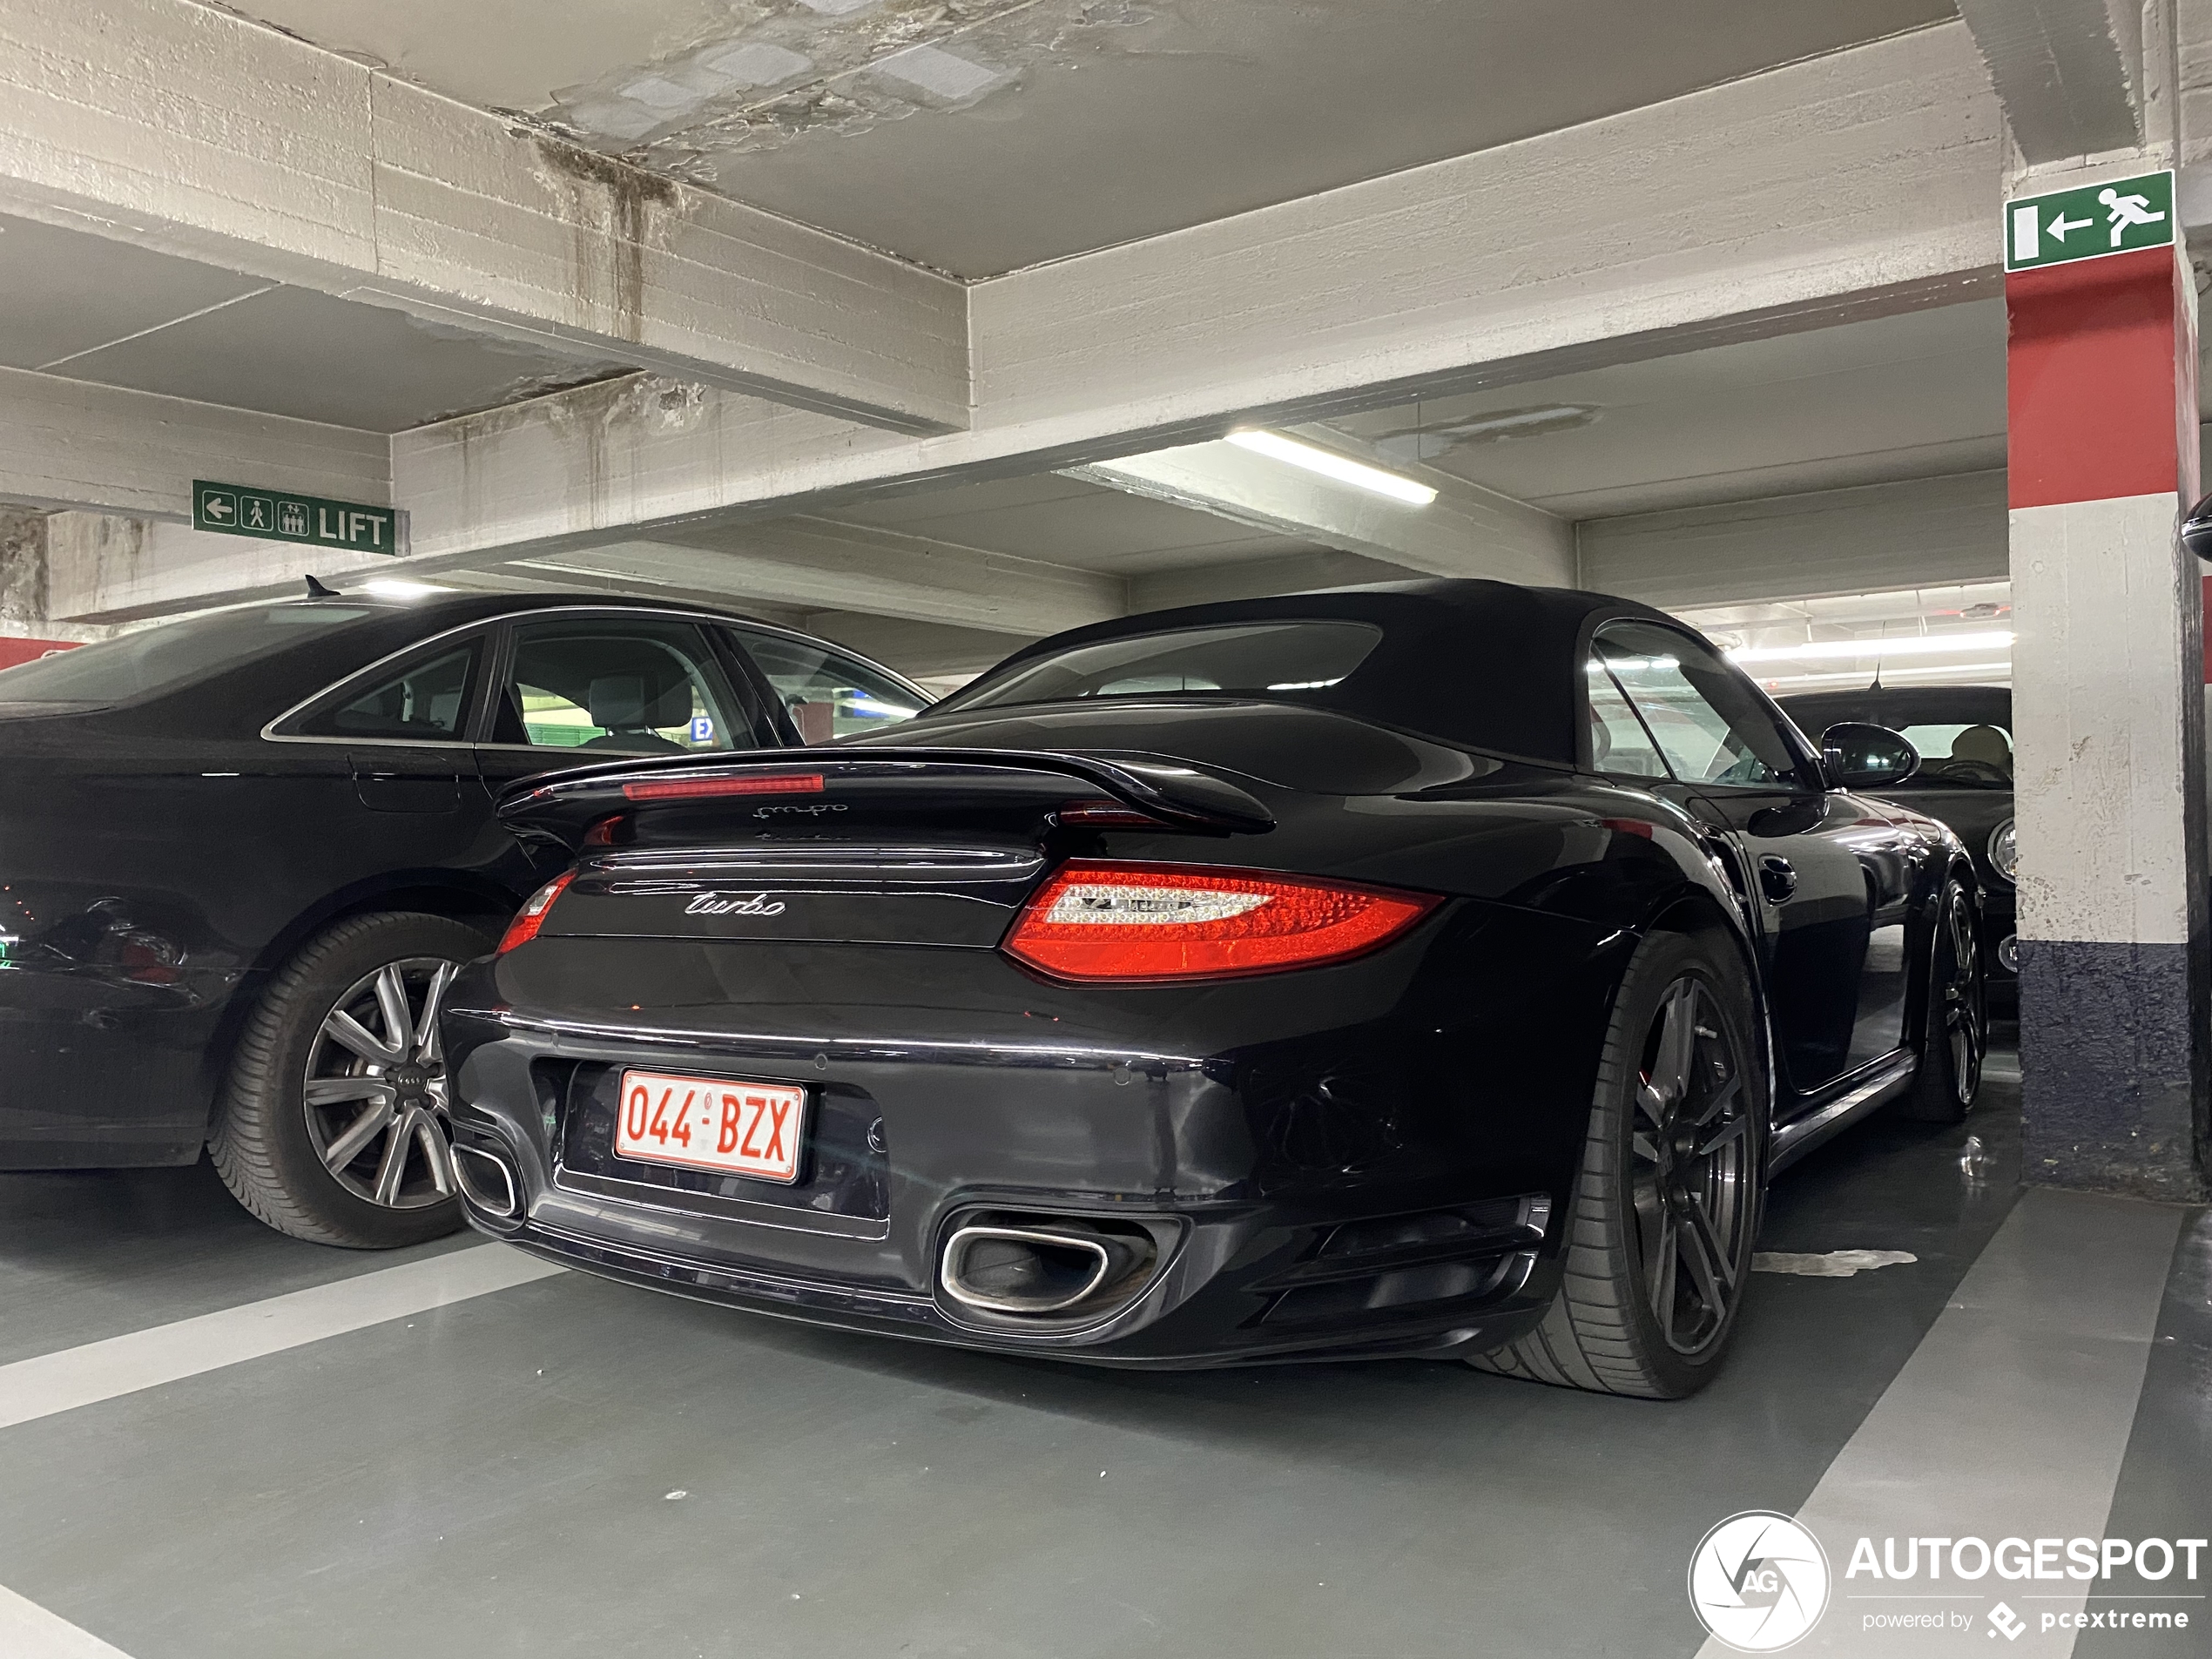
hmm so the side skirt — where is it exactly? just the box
[1768,1051,1918,1176]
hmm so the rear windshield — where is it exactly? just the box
[945,621,1384,711]
[0,604,376,705]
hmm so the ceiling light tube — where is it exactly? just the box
[1753,661,2014,689]
[1726,630,2013,665]
[361,578,453,600]
[1224,431,1437,505]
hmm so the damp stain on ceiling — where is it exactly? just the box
[235,0,1959,278]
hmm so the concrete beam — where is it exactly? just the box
[1128,550,1420,616]
[798,613,1035,681]
[42,511,413,624]
[1957,0,2146,162]
[511,518,1124,639]
[0,0,967,433]
[1576,469,2010,610]
[1067,435,1573,587]
[0,366,389,522]
[393,22,2005,565]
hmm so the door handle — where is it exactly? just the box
[1758,856,1798,903]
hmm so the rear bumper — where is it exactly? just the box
[441,922,1606,1366]
[0,961,228,1169]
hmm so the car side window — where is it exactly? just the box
[293,641,480,742]
[727,626,925,743]
[1594,623,1802,789]
[1584,658,1669,778]
[490,618,753,755]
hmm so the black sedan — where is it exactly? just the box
[0,588,923,1245]
[442,580,1985,1397]
[1776,685,2015,1012]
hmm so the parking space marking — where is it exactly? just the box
[0,1244,564,1433]
[1699,1186,2182,1656]
[0,1582,133,1658]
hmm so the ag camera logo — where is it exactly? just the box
[1689,1512,1831,1652]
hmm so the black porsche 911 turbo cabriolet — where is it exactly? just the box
[441,579,1986,1398]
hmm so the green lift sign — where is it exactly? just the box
[192,481,404,555]
[2004,170,2175,272]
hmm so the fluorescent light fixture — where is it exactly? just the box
[361,578,452,601]
[844,694,919,719]
[1225,431,1437,505]
[1753,661,2013,690]
[1726,630,2013,665]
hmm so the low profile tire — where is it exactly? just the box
[1470,927,1767,1399]
[210,912,492,1248]
[1893,877,1986,1123]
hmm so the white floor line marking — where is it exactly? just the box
[1700,1186,2183,1657]
[0,1582,133,1659]
[0,1244,565,1433]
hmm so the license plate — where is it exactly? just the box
[615,1070,806,1184]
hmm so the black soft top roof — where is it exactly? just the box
[942,578,1709,766]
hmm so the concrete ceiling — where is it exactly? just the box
[230,0,1956,278]
[0,213,627,431]
[808,471,1324,575]
[1316,300,2013,521]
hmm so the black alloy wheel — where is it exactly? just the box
[212,912,492,1248]
[1898,878,1986,1123]
[1470,927,1766,1399]
[1629,977,1757,1357]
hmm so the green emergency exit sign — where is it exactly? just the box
[2004,170,2175,271]
[192,481,404,555]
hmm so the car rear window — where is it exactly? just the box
[0,604,376,705]
[946,621,1384,711]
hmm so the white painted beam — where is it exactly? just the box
[1128,550,1420,615]
[1957,0,2146,163]
[0,0,967,433]
[798,613,1035,680]
[1576,469,2010,610]
[44,513,408,624]
[512,518,1124,639]
[394,24,2005,565]
[0,365,388,520]
[1067,437,1573,587]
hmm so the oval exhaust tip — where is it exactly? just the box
[451,1143,519,1218]
[941,1225,1116,1315]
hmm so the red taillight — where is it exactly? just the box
[620,772,824,803]
[498,872,575,954]
[1002,860,1440,983]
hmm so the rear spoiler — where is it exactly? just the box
[496,745,1276,849]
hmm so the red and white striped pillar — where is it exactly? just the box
[2006,224,2209,1198]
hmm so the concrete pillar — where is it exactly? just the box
[2008,237,2211,1200]
[0,506,47,630]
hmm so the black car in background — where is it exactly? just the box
[1776,685,2014,1012]
[444,580,1986,1398]
[0,589,924,1246]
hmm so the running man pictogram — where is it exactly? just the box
[2100,185,2166,246]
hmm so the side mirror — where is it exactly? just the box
[2183,493,2212,561]
[1822,722,1919,791]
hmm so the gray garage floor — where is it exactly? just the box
[0,1042,2204,1659]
